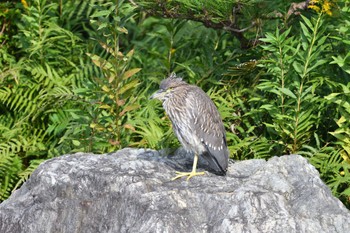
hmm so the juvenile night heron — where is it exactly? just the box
[150,73,229,180]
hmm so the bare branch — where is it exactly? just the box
[133,1,312,49]
[287,0,310,19]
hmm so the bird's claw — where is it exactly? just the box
[171,171,205,181]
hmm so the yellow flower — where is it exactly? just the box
[309,0,320,4]
[308,5,321,13]
[21,0,28,9]
[322,0,333,16]
[308,0,334,16]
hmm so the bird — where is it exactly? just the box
[150,73,229,181]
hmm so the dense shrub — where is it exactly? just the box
[0,0,349,208]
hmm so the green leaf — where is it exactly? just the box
[300,15,313,31]
[342,187,350,196]
[122,68,141,80]
[119,104,140,116]
[307,59,328,73]
[91,10,112,18]
[118,79,139,95]
[97,22,108,31]
[300,22,311,42]
[99,104,111,109]
[117,26,128,34]
[293,61,303,75]
[280,27,292,42]
[86,53,113,70]
[102,85,111,93]
[72,140,81,146]
[279,88,296,99]
[324,93,340,100]
[259,104,274,110]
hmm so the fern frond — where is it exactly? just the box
[0,153,22,201]
[13,159,45,191]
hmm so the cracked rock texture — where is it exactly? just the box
[0,148,350,233]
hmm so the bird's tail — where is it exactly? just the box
[201,151,227,176]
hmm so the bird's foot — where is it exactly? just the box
[171,171,205,181]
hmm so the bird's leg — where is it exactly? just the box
[171,154,205,181]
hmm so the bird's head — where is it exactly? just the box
[150,73,187,101]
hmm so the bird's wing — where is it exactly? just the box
[188,87,229,174]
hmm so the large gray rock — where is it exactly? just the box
[0,148,349,233]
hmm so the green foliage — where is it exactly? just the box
[321,82,350,204]
[138,0,293,49]
[130,94,178,149]
[257,14,330,154]
[66,1,142,152]
[1,0,350,210]
[230,9,349,207]
[0,153,21,200]
[0,0,98,201]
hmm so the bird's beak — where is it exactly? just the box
[149,90,165,100]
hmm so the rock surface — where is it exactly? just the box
[0,148,350,233]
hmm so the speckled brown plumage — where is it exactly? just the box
[150,73,229,179]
